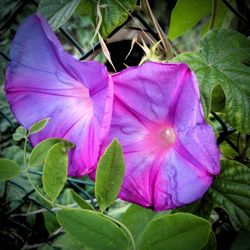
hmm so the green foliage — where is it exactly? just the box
[202,231,217,250]
[29,138,74,168]
[230,229,250,250]
[78,0,137,38]
[121,204,156,247]
[202,0,228,34]
[56,209,131,250]
[13,126,27,141]
[139,213,211,250]
[37,0,82,30]
[168,0,211,40]
[173,29,250,133]
[209,159,250,229]
[28,118,50,135]
[42,143,69,202]
[71,189,94,210]
[95,139,125,211]
[53,233,84,250]
[0,158,20,182]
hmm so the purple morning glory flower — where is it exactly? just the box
[103,62,220,211]
[4,14,113,177]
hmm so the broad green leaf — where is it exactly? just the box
[139,213,211,250]
[202,231,216,250]
[209,159,250,229]
[0,158,20,182]
[95,139,125,211]
[13,126,27,141]
[56,209,130,250]
[230,229,250,250]
[29,118,50,135]
[168,0,211,40]
[78,0,136,38]
[173,194,214,220]
[37,0,81,30]
[42,143,69,202]
[43,211,60,234]
[29,138,74,168]
[202,0,228,34]
[76,0,93,15]
[53,233,84,250]
[71,189,94,210]
[120,204,156,247]
[173,29,250,133]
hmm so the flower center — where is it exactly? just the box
[163,127,176,144]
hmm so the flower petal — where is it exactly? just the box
[4,14,113,176]
[153,148,214,211]
[103,62,219,210]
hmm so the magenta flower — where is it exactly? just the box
[102,62,220,211]
[4,14,113,177]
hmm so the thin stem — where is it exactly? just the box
[28,169,95,186]
[0,0,29,31]
[222,0,248,25]
[209,0,217,30]
[59,27,85,56]
[225,138,239,153]
[69,181,95,206]
[134,13,159,41]
[23,137,28,170]
[142,0,174,59]
[211,111,228,133]
[0,51,10,61]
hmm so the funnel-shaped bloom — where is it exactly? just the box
[104,62,220,211]
[4,14,113,176]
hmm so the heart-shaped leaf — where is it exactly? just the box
[209,159,250,229]
[173,29,250,133]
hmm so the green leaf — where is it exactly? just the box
[173,29,250,133]
[43,211,60,234]
[71,189,94,210]
[168,0,211,40]
[56,209,130,250]
[37,0,81,30]
[13,126,27,141]
[29,138,74,168]
[79,0,136,38]
[53,233,84,250]
[230,229,250,250]
[42,143,69,202]
[201,0,228,35]
[95,139,125,211]
[202,231,216,250]
[139,213,211,250]
[120,204,156,247]
[172,194,214,220]
[209,159,250,229]
[0,158,20,182]
[29,118,50,135]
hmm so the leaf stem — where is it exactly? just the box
[28,169,95,186]
[209,0,217,30]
